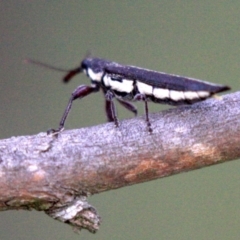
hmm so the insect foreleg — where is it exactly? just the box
[134,93,152,133]
[48,85,99,135]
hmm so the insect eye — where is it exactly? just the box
[81,60,88,71]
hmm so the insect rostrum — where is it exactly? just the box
[32,57,231,133]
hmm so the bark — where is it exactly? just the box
[0,92,240,233]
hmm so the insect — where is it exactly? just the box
[27,56,230,133]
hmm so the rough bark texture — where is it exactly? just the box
[0,92,240,233]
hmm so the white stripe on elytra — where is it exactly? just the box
[197,91,210,98]
[170,90,185,101]
[103,75,134,93]
[87,68,103,82]
[137,82,209,101]
[137,82,153,95]
[153,88,169,99]
[184,91,199,100]
[102,75,111,87]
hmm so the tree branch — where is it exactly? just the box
[0,91,240,233]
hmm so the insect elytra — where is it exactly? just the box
[27,56,230,133]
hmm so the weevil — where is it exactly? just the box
[27,57,230,133]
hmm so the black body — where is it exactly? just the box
[41,57,230,133]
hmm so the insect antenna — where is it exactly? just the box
[24,58,71,72]
[62,50,92,82]
[24,58,82,83]
[63,67,82,83]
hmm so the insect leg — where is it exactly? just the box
[102,88,137,121]
[102,88,114,122]
[105,99,137,122]
[102,89,115,122]
[105,99,114,122]
[48,85,99,135]
[117,99,138,116]
[144,99,153,133]
[105,90,119,127]
[134,93,152,133]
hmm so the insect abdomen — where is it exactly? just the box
[137,81,229,105]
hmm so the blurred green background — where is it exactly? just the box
[1,1,240,239]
